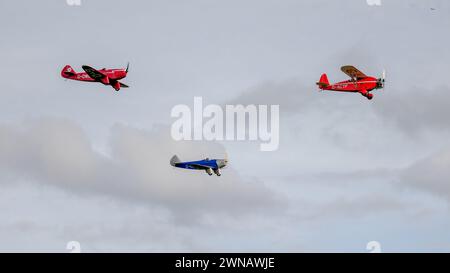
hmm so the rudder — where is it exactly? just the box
[61,65,76,78]
[170,155,181,166]
[316,73,330,88]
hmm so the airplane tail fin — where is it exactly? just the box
[61,65,76,78]
[170,155,181,166]
[316,73,330,89]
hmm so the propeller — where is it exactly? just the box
[378,69,386,90]
[221,152,229,168]
[126,62,129,73]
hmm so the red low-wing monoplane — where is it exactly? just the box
[317,65,385,100]
[61,63,129,91]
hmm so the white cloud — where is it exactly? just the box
[0,119,284,222]
[401,147,450,201]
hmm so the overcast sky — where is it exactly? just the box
[1,0,450,252]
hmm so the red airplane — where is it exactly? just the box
[61,63,130,91]
[317,65,385,100]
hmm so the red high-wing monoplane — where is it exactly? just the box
[317,65,385,100]
[61,63,129,91]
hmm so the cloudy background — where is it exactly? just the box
[0,0,449,252]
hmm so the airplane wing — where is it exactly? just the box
[82,65,106,80]
[187,163,212,170]
[341,65,368,80]
[119,82,129,88]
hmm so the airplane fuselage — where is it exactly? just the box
[317,66,385,100]
[170,155,228,176]
[176,159,221,170]
[322,76,379,93]
[63,69,127,83]
[61,64,129,91]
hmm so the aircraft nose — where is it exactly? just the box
[220,159,228,168]
[377,79,384,88]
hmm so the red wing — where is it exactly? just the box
[341,65,368,80]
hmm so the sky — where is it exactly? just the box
[0,0,450,252]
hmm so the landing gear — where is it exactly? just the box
[359,89,373,100]
[213,169,222,176]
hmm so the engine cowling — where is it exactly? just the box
[205,168,213,176]
[214,169,221,176]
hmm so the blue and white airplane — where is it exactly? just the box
[170,155,228,176]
